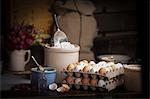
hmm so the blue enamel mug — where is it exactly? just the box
[31,67,56,91]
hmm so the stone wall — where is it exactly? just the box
[92,0,138,60]
[10,0,54,33]
[9,0,138,62]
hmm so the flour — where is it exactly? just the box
[54,42,76,49]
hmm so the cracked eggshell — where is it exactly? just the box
[49,83,58,91]
[62,84,70,92]
[57,87,65,92]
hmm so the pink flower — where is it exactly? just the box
[8,23,49,50]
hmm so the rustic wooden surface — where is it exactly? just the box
[1,83,144,98]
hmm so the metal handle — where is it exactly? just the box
[31,56,40,67]
[54,14,60,30]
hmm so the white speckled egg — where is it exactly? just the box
[75,78,82,84]
[74,65,85,72]
[89,61,96,66]
[98,79,106,88]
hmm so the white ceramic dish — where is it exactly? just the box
[97,54,131,63]
[124,64,141,71]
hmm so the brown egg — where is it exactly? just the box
[72,63,78,66]
[99,68,107,76]
[75,78,82,84]
[82,78,90,85]
[83,65,93,73]
[90,79,98,86]
[67,63,75,72]
[82,60,89,64]
[66,76,74,84]
[83,73,89,78]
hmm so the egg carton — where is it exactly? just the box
[62,69,124,80]
[62,75,125,92]
[63,60,124,80]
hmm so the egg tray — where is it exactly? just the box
[67,83,125,92]
[67,84,108,92]
[62,74,125,92]
[62,70,124,80]
[62,66,125,92]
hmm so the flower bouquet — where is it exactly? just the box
[8,23,50,50]
[7,23,50,71]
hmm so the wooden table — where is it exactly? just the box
[1,84,144,98]
[0,73,144,98]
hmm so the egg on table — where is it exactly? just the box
[49,83,58,91]
[62,84,70,92]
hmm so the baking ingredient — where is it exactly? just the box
[90,79,98,86]
[66,76,74,84]
[98,80,106,88]
[49,83,58,90]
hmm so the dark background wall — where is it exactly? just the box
[92,0,138,60]
[0,0,149,97]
